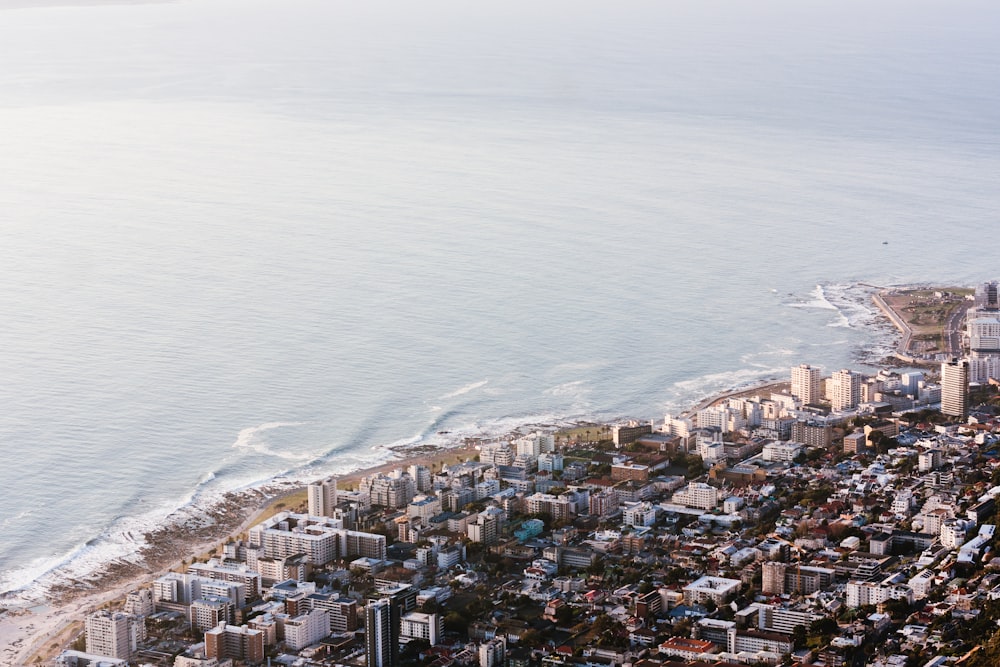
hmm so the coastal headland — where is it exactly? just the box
[0,281,981,665]
[871,285,973,364]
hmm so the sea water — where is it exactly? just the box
[0,0,998,603]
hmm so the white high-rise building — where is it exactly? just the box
[941,358,969,419]
[791,364,821,406]
[285,609,331,650]
[830,369,861,411]
[409,465,432,492]
[308,476,338,517]
[480,637,507,667]
[85,610,142,661]
[967,316,1000,354]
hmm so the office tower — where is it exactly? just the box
[975,281,999,311]
[941,358,969,419]
[790,364,821,405]
[366,598,400,667]
[308,476,338,517]
[830,369,861,411]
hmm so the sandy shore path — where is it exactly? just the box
[0,442,480,665]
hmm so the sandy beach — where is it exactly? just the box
[0,383,804,664]
[0,442,480,666]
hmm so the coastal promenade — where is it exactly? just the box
[2,444,480,666]
[871,290,917,363]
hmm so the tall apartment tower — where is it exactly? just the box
[366,598,400,667]
[85,610,142,660]
[308,476,338,517]
[941,358,970,419]
[761,561,788,595]
[830,369,861,411]
[790,364,821,406]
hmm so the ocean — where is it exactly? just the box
[0,0,998,604]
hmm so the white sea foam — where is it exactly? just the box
[0,484,232,604]
[0,510,32,531]
[787,284,839,311]
[440,380,488,400]
[231,421,317,461]
[1,0,993,610]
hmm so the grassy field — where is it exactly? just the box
[882,287,972,354]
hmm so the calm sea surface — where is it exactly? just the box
[0,0,998,601]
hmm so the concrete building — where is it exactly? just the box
[248,512,386,565]
[761,562,834,596]
[830,369,862,411]
[85,611,142,661]
[918,449,942,473]
[613,423,653,446]
[622,502,657,528]
[361,471,417,509]
[55,651,128,667]
[791,420,832,448]
[287,593,358,633]
[845,581,914,608]
[400,611,442,646]
[205,623,264,664]
[941,358,969,419]
[479,637,507,667]
[537,452,563,472]
[190,597,236,632]
[366,598,400,667]
[671,482,719,511]
[307,476,338,517]
[683,576,741,606]
[409,465,432,492]
[791,364,822,405]
[762,442,802,463]
[186,561,260,602]
[975,281,1000,310]
[284,609,330,650]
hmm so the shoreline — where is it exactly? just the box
[0,280,925,664]
[1,442,481,666]
[0,378,835,665]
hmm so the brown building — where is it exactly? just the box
[611,462,650,483]
[791,421,833,448]
[205,622,265,664]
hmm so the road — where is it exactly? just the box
[944,301,972,358]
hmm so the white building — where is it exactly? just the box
[479,637,507,667]
[845,581,914,608]
[85,611,142,661]
[791,364,821,405]
[762,442,802,463]
[941,359,970,419]
[284,609,331,650]
[408,496,442,521]
[671,482,719,511]
[307,476,338,517]
[941,519,971,549]
[248,512,386,565]
[400,611,443,646]
[830,369,862,411]
[683,576,741,606]
[662,414,693,439]
[622,502,657,528]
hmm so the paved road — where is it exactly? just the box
[944,301,972,358]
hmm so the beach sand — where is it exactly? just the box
[1,442,480,666]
